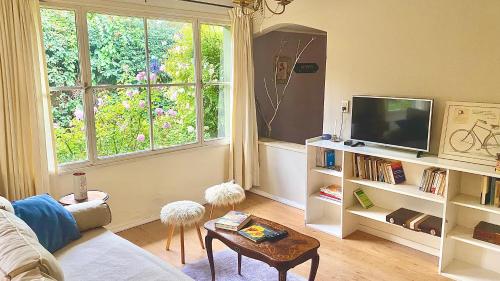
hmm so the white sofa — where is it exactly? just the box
[0,198,193,281]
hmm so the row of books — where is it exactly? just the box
[352,154,406,184]
[419,168,447,196]
[319,184,342,203]
[316,148,336,169]
[385,208,442,237]
[481,176,500,207]
[214,211,288,243]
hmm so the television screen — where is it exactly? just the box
[351,96,433,152]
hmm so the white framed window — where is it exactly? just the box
[40,5,232,170]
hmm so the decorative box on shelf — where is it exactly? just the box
[473,221,500,246]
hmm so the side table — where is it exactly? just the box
[59,190,109,206]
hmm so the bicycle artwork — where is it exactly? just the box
[439,102,500,166]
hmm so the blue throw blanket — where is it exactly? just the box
[13,194,81,253]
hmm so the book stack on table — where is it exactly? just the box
[215,211,251,231]
[238,224,288,243]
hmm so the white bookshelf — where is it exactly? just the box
[448,226,500,254]
[348,178,445,204]
[311,167,343,178]
[311,192,342,206]
[346,205,391,222]
[305,138,500,281]
[450,194,500,215]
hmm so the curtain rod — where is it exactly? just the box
[38,0,232,9]
[178,0,233,9]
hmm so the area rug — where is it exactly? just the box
[182,250,306,281]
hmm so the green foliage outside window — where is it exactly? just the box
[41,8,231,164]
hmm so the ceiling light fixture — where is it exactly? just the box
[233,0,293,15]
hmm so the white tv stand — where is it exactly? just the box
[306,138,500,281]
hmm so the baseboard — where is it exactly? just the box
[357,224,440,256]
[107,214,160,233]
[249,189,305,210]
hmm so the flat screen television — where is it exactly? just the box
[351,96,433,152]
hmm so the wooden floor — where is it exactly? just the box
[118,192,449,281]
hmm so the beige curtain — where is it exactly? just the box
[228,8,260,190]
[0,0,53,200]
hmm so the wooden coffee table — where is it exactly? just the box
[204,216,320,281]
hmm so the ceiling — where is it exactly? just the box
[181,0,233,7]
[206,0,233,5]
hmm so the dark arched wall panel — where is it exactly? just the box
[254,31,327,144]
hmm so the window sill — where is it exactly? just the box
[56,139,230,175]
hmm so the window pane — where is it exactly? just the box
[94,88,151,157]
[203,85,230,140]
[200,24,232,83]
[151,86,197,148]
[87,13,146,86]
[51,90,88,163]
[147,19,194,84]
[41,9,80,87]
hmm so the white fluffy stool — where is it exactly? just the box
[160,201,205,264]
[205,181,246,218]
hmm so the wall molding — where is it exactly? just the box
[107,214,161,233]
[249,188,305,210]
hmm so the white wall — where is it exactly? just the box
[252,140,306,209]
[51,145,229,231]
[254,0,500,154]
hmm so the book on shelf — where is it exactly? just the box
[353,188,373,209]
[352,154,406,185]
[238,223,288,243]
[496,181,500,207]
[417,215,443,237]
[496,153,500,173]
[319,184,342,202]
[419,168,446,196]
[386,208,442,237]
[473,221,500,246]
[480,176,500,207]
[316,148,340,170]
[386,208,421,227]
[215,211,251,231]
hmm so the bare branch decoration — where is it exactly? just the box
[257,36,316,137]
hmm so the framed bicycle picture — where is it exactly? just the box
[439,101,500,166]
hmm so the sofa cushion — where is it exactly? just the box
[54,228,193,281]
[0,196,14,213]
[11,268,57,281]
[0,209,64,281]
[13,194,81,253]
[64,200,112,232]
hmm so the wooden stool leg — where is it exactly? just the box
[232,204,235,211]
[209,204,214,219]
[196,223,205,249]
[165,224,175,251]
[238,253,242,275]
[180,225,185,264]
